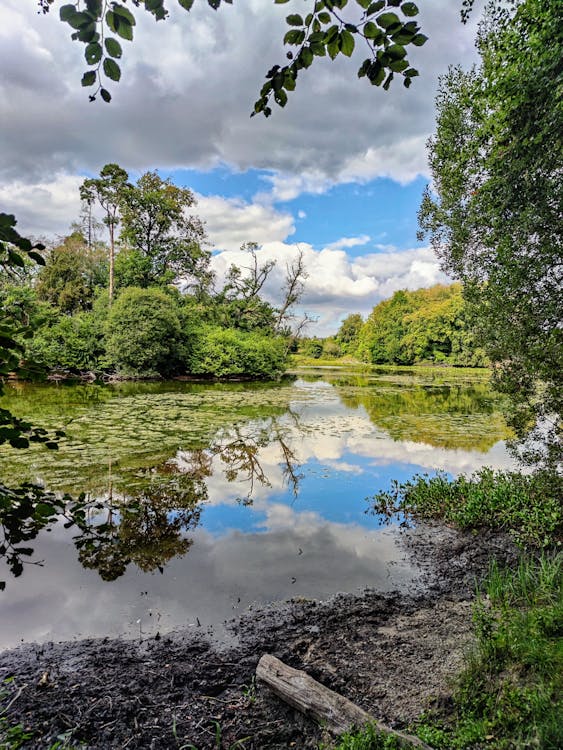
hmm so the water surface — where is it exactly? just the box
[0,369,514,649]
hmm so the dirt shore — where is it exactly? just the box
[0,524,517,749]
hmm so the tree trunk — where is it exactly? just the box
[256,654,431,749]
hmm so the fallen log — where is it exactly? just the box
[256,654,432,749]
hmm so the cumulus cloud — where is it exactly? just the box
[1,0,479,189]
[210,241,449,335]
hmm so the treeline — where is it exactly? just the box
[1,166,306,380]
[300,284,486,367]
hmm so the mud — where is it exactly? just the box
[0,524,518,749]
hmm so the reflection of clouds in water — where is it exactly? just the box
[177,410,514,513]
[1,516,415,650]
[349,435,516,475]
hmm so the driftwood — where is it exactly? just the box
[256,654,432,749]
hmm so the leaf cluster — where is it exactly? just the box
[44,0,425,109]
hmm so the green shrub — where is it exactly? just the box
[28,309,106,372]
[370,468,562,548]
[187,327,287,379]
[105,287,184,376]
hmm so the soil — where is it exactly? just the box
[0,524,518,750]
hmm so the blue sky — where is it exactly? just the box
[0,0,480,333]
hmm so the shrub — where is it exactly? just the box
[187,327,287,379]
[105,287,184,376]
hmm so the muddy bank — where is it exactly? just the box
[0,525,518,749]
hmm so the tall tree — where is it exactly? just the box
[119,171,210,290]
[35,232,108,313]
[418,0,562,468]
[80,163,130,302]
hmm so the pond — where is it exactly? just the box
[0,368,515,650]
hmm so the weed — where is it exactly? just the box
[369,468,562,547]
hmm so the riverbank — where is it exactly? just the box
[0,524,519,749]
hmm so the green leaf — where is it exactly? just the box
[27,251,45,265]
[178,0,195,9]
[318,12,331,24]
[68,12,93,30]
[85,42,103,64]
[100,87,112,103]
[112,4,135,25]
[115,22,134,41]
[339,29,355,57]
[103,58,121,81]
[401,2,419,17]
[412,33,428,46]
[377,12,400,29]
[105,37,123,58]
[299,46,314,67]
[81,70,97,87]
[286,14,304,26]
[59,4,77,22]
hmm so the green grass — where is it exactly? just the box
[328,554,562,750]
[327,724,414,749]
[415,553,563,749]
[370,468,562,548]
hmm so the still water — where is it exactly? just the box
[0,369,514,649]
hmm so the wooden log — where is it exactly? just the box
[256,654,432,749]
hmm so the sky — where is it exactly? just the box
[0,0,481,335]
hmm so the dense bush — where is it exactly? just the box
[187,327,287,379]
[357,284,486,367]
[105,287,184,376]
[28,310,106,372]
[371,468,562,548]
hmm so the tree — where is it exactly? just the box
[336,313,363,353]
[104,286,185,375]
[35,231,108,313]
[119,171,210,290]
[418,0,562,468]
[80,163,130,302]
[40,0,427,110]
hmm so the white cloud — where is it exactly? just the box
[209,241,449,335]
[197,194,295,251]
[0,0,480,191]
[326,235,371,251]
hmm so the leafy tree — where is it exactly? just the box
[336,313,363,353]
[35,231,108,313]
[104,286,185,376]
[119,171,210,290]
[187,326,287,379]
[357,284,485,366]
[418,0,562,468]
[80,163,130,301]
[40,0,427,110]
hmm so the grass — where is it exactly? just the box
[370,467,562,548]
[415,552,563,749]
[326,553,562,750]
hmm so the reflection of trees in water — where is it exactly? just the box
[1,414,303,586]
[75,474,206,581]
[336,382,510,451]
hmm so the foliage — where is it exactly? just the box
[28,306,107,372]
[119,170,210,290]
[188,326,287,379]
[418,0,563,469]
[357,284,486,367]
[370,468,562,548]
[415,553,563,750]
[336,313,364,354]
[41,0,426,111]
[35,232,108,313]
[105,286,185,376]
[80,163,130,300]
[328,723,413,749]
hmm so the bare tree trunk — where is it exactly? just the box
[108,221,115,303]
[256,655,432,749]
